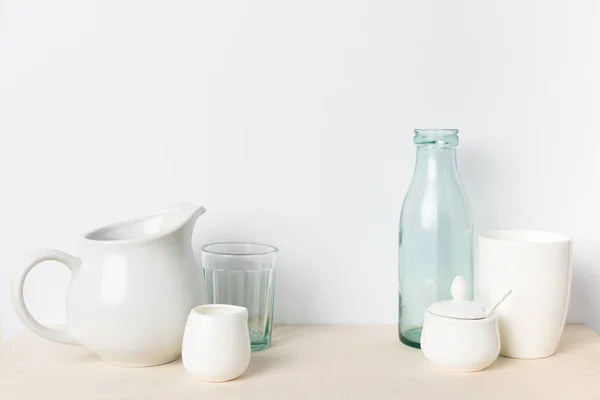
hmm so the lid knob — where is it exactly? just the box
[427,276,486,319]
[450,276,468,301]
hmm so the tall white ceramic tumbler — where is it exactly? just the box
[476,230,572,359]
[182,305,251,382]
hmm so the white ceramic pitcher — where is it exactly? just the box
[12,203,207,367]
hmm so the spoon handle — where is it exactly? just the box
[485,289,513,317]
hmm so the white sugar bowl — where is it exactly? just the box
[421,276,509,373]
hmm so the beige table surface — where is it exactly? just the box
[0,324,599,400]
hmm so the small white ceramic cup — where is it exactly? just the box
[477,230,572,359]
[182,304,251,382]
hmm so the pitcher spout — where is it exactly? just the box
[164,203,207,231]
[83,203,207,244]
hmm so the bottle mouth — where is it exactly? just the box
[414,129,459,146]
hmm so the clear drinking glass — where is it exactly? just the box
[398,129,473,349]
[201,242,277,351]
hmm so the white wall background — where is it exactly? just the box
[1,0,599,342]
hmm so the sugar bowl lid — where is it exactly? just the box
[426,276,486,320]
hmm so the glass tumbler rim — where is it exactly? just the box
[201,241,279,257]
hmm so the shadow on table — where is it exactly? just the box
[69,349,100,365]
[242,354,281,378]
[238,325,304,380]
[268,325,304,348]
[554,331,578,356]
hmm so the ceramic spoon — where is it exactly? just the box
[484,289,513,317]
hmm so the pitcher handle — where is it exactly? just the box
[11,249,80,345]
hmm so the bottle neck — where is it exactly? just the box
[415,145,458,163]
[413,146,460,181]
[412,129,461,178]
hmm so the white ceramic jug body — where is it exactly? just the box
[182,304,251,382]
[12,204,207,367]
[477,230,572,359]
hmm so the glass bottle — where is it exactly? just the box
[398,129,473,348]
